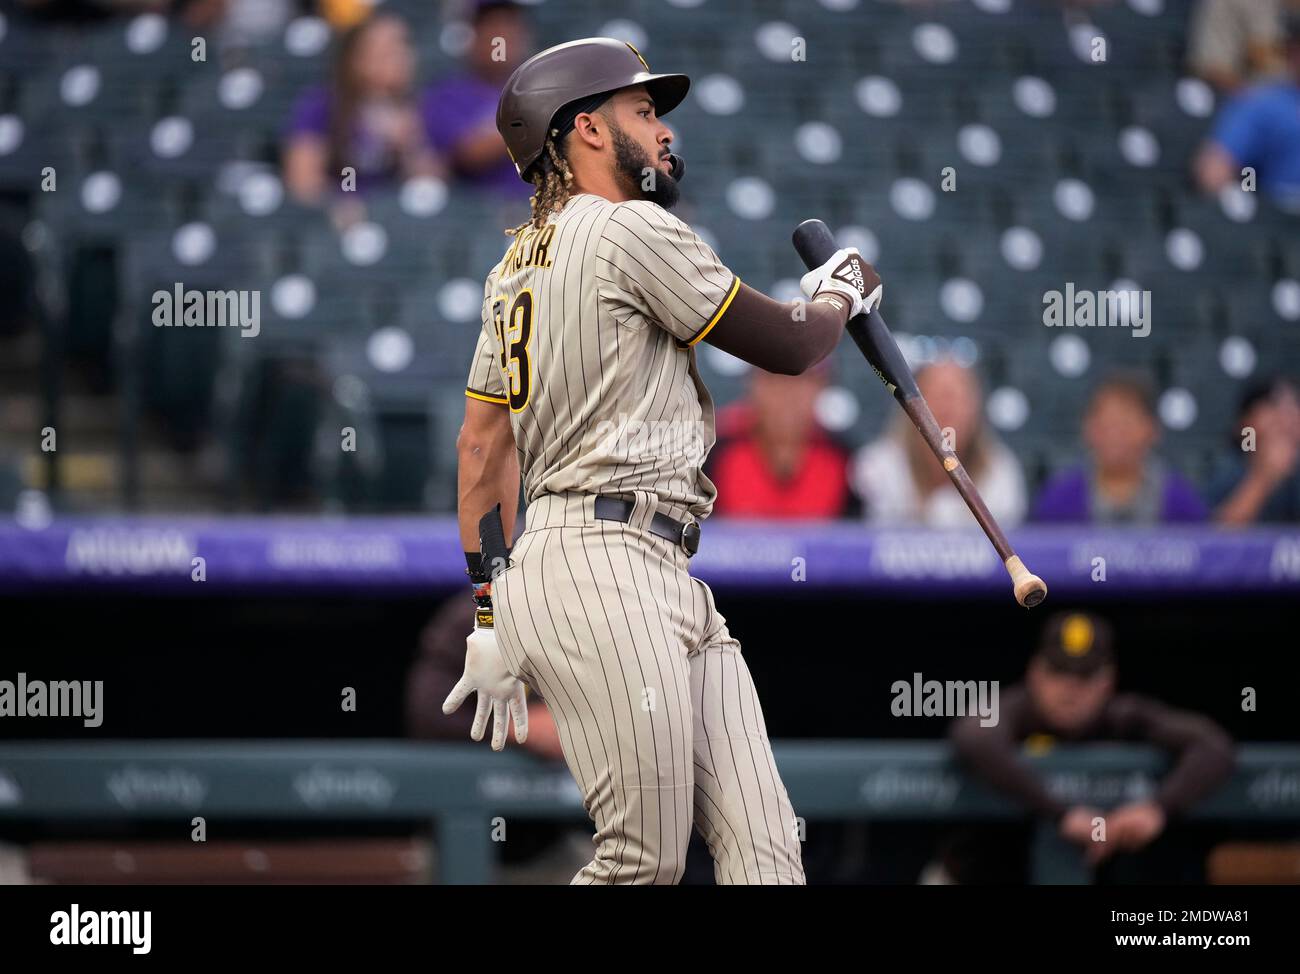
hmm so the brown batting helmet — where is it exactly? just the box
[496,37,690,183]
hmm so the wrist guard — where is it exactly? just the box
[467,506,513,630]
[465,551,494,629]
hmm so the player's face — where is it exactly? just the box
[606,86,679,208]
[1027,659,1115,733]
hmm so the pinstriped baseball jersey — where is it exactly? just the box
[464,192,742,521]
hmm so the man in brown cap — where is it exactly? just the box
[946,611,1235,879]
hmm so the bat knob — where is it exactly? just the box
[1005,555,1048,608]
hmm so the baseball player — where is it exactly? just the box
[443,37,883,885]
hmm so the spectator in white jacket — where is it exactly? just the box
[852,358,1027,529]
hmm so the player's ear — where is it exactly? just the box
[573,112,603,148]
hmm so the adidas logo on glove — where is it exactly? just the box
[832,255,867,295]
[799,246,883,320]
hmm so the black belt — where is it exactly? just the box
[593,496,701,556]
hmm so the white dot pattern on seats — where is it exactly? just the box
[1158,388,1197,430]
[988,386,1029,431]
[272,275,316,318]
[367,327,415,374]
[173,222,217,266]
[1050,334,1090,377]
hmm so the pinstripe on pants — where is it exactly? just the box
[492,491,806,885]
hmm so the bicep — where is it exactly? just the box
[460,393,512,443]
[702,282,846,375]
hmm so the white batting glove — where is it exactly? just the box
[799,247,883,319]
[442,624,529,751]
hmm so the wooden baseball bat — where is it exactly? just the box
[793,219,1047,608]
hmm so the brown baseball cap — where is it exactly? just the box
[1036,611,1115,676]
[496,37,690,182]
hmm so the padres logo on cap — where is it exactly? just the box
[625,41,650,72]
[1061,614,1095,656]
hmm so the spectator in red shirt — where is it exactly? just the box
[707,362,858,519]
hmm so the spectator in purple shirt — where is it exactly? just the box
[1032,372,1208,525]
[282,11,442,205]
[421,1,534,199]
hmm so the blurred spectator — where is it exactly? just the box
[1187,0,1288,93]
[1194,13,1300,209]
[1209,376,1300,524]
[945,612,1235,883]
[282,12,442,206]
[1032,372,1207,524]
[178,0,294,49]
[852,358,1026,528]
[421,1,534,199]
[708,364,858,519]
[405,593,590,882]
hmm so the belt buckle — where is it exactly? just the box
[680,520,701,556]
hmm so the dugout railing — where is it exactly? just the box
[1,741,1297,884]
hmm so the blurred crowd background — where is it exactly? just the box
[1,0,1298,526]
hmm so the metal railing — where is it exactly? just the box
[2,741,1296,883]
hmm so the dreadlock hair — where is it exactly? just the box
[506,129,575,237]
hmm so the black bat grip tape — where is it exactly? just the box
[790,219,920,403]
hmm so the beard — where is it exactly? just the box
[609,119,680,209]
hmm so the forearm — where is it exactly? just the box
[704,282,849,376]
[456,415,520,553]
[453,127,511,174]
[401,144,445,181]
[1155,727,1236,814]
[950,718,1067,819]
[283,139,328,204]
[1195,143,1237,194]
[1214,470,1278,526]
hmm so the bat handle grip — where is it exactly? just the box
[1006,555,1048,608]
[792,218,838,269]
